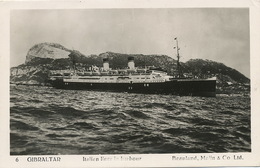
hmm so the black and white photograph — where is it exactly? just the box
[9,8,251,154]
[1,1,260,167]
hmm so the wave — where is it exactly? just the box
[163,127,187,135]
[126,110,150,119]
[71,122,98,130]
[11,120,39,131]
[11,107,54,118]
[10,86,251,155]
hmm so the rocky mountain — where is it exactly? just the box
[10,43,250,93]
[183,59,250,83]
[25,43,70,64]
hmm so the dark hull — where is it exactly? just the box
[49,79,216,97]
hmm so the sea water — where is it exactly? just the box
[10,85,251,155]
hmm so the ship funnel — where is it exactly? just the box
[128,56,135,70]
[103,58,109,71]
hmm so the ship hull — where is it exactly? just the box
[49,79,216,97]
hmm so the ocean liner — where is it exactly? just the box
[48,38,216,97]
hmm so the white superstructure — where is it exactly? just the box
[61,70,172,84]
[49,56,172,84]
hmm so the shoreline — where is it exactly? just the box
[10,82,250,97]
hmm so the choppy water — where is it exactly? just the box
[10,85,251,155]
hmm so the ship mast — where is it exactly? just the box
[174,37,182,78]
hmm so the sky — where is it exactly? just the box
[10,8,250,78]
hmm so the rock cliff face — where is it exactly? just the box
[25,43,71,64]
[10,43,250,93]
[10,65,49,85]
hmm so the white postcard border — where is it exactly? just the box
[1,0,260,167]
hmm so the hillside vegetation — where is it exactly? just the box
[10,43,250,94]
